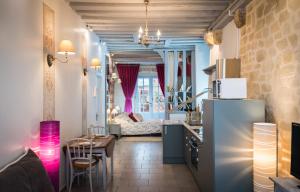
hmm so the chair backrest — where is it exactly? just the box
[66,138,93,171]
[88,125,105,137]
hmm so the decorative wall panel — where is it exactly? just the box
[43,4,55,120]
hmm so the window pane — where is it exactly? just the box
[134,77,165,114]
[138,78,143,86]
[144,78,149,86]
[153,78,158,86]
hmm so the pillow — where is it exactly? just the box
[0,149,54,192]
[128,112,138,122]
[133,113,144,122]
[114,112,133,123]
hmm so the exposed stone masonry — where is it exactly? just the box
[240,0,300,176]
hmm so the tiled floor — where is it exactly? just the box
[69,137,199,192]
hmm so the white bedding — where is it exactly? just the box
[114,113,163,135]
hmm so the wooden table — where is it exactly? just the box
[63,135,115,190]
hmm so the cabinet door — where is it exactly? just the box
[163,125,184,163]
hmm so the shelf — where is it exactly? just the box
[203,64,216,75]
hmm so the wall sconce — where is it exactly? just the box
[40,120,60,192]
[47,40,75,67]
[253,123,277,192]
[83,58,101,76]
[90,58,101,70]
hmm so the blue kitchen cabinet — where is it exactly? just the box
[162,124,185,164]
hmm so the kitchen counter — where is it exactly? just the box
[163,99,265,192]
[163,120,203,141]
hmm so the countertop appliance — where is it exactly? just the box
[213,78,247,99]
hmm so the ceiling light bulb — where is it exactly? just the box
[139,26,143,34]
[157,29,161,37]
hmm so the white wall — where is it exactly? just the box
[114,82,125,112]
[195,43,210,105]
[0,0,43,168]
[96,44,107,127]
[0,0,106,190]
[209,20,241,65]
[86,34,107,128]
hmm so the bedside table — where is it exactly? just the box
[109,123,121,139]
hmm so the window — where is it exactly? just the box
[153,78,165,113]
[134,77,165,115]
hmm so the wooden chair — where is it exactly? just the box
[66,138,99,192]
[87,125,107,174]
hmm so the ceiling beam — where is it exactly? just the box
[80,11,220,18]
[89,23,210,28]
[209,0,251,30]
[68,0,231,64]
[69,1,230,6]
[84,17,216,23]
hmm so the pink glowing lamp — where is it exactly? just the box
[40,121,60,192]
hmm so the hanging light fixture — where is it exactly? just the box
[138,0,161,47]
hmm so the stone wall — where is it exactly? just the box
[240,0,300,176]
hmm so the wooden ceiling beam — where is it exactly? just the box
[69,1,230,6]
[94,28,206,32]
[80,11,220,18]
[209,0,251,30]
[84,17,216,23]
[72,5,227,11]
[90,24,210,30]
[93,28,207,32]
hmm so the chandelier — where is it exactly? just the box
[138,0,161,47]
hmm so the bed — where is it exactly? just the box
[114,113,163,136]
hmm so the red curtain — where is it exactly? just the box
[116,64,140,113]
[156,64,165,96]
